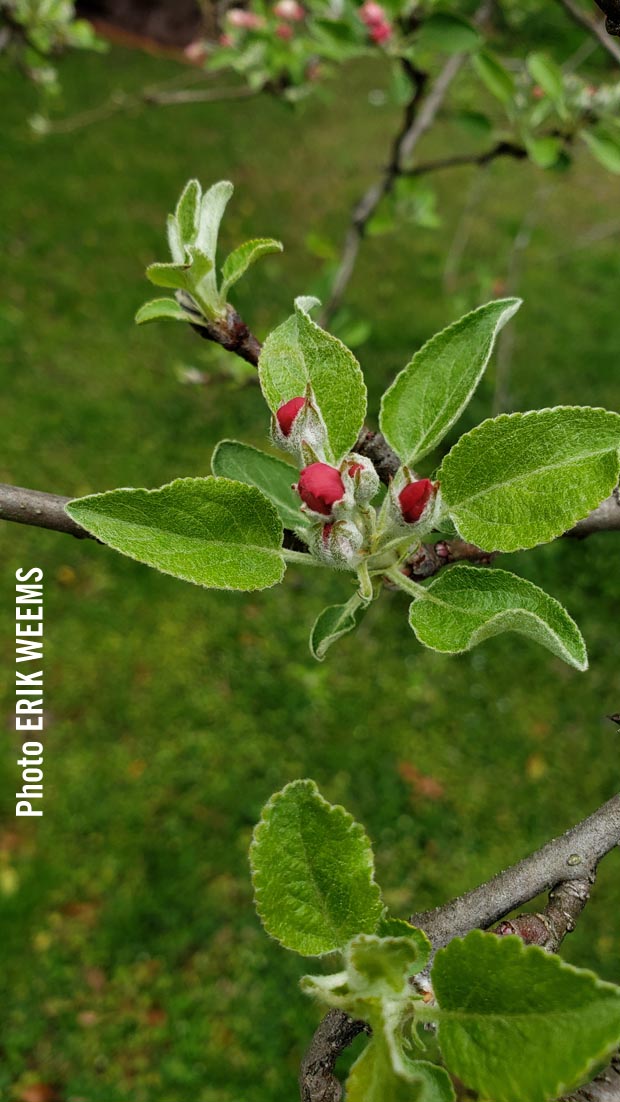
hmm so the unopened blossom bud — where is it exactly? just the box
[276,21,294,38]
[399,479,434,524]
[276,397,306,437]
[274,0,305,19]
[313,518,364,569]
[227,8,264,29]
[297,463,345,517]
[360,0,386,25]
[369,19,392,43]
[343,453,380,504]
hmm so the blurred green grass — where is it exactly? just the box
[1,40,620,1102]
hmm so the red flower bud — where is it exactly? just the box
[276,397,306,436]
[276,21,293,37]
[369,19,392,43]
[348,462,364,478]
[398,479,434,524]
[297,463,345,516]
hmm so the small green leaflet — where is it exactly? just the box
[221,237,283,298]
[250,779,382,955]
[432,930,620,1102]
[346,932,431,996]
[175,178,201,247]
[472,50,515,105]
[258,297,367,463]
[416,13,480,54]
[310,594,368,660]
[582,129,620,175]
[135,298,193,325]
[196,179,234,261]
[346,1043,455,1102]
[380,299,520,464]
[439,406,620,552]
[407,565,587,671]
[526,52,565,109]
[524,135,562,169]
[211,439,308,531]
[66,477,285,591]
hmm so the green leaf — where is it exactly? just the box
[196,179,234,261]
[347,932,431,996]
[259,297,367,462]
[524,135,562,169]
[380,300,520,464]
[135,298,193,325]
[347,1043,455,1102]
[250,779,382,955]
[526,52,564,106]
[211,439,308,531]
[417,13,480,54]
[472,50,515,105]
[221,237,283,298]
[65,477,285,591]
[582,128,620,174]
[407,565,587,670]
[145,261,194,292]
[175,178,201,246]
[309,595,368,660]
[432,930,620,1102]
[439,406,620,552]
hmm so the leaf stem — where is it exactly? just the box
[281,549,328,568]
[384,567,427,599]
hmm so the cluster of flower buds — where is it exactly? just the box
[291,455,379,569]
[274,0,305,20]
[227,7,265,29]
[359,0,393,45]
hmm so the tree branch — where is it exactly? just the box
[557,0,620,58]
[409,791,620,949]
[0,484,93,540]
[300,791,620,1101]
[299,1010,369,1102]
[402,140,528,178]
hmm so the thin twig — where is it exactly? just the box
[559,0,620,53]
[402,140,527,178]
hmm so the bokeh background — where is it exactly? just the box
[1,13,620,1101]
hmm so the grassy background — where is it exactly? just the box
[1,33,620,1102]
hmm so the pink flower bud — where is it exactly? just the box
[399,479,434,524]
[369,19,392,43]
[532,85,544,99]
[275,21,294,38]
[184,40,208,62]
[348,462,364,478]
[297,463,345,517]
[276,397,306,437]
[274,0,305,19]
[218,32,234,46]
[360,1,386,25]
[227,8,264,29]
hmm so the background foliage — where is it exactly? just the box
[1,26,620,1102]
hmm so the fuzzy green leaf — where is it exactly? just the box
[135,298,192,325]
[250,779,382,955]
[259,297,367,463]
[347,932,431,996]
[408,565,587,670]
[66,477,284,591]
[347,1043,455,1102]
[211,440,307,531]
[196,180,234,261]
[433,930,620,1102]
[175,178,201,246]
[524,135,562,169]
[309,595,368,660]
[439,406,620,552]
[221,237,283,298]
[145,261,194,291]
[380,299,520,464]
